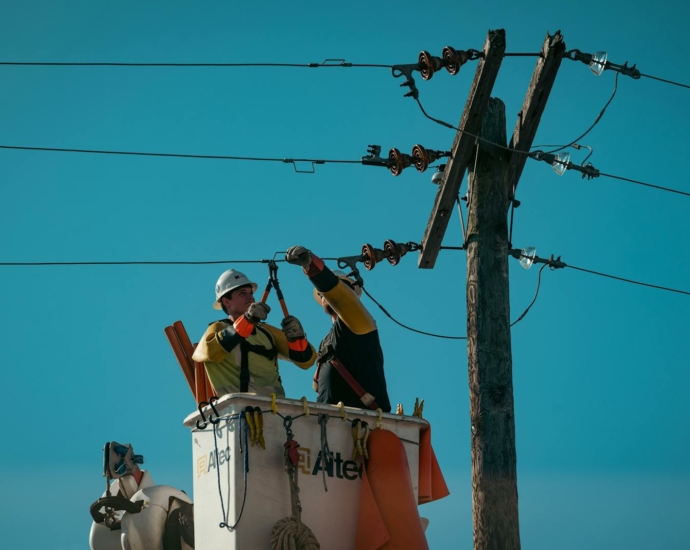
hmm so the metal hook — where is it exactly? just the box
[208,395,221,425]
[196,400,210,430]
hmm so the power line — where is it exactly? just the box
[0,52,544,68]
[414,97,531,157]
[544,72,619,155]
[4,141,688,200]
[0,259,267,266]
[0,145,360,168]
[566,264,690,296]
[637,73,690,89]
[0,257,336,267]
[362,286,466,340]
[4,142,686,198]
[510,265,547,326]
[0,60,392,69]
[362,264,547,340]
[462,247,690,298]
[599,172,690,197]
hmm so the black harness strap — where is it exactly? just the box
[238,324,277,392]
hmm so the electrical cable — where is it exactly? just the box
[0,260,267,266]
[361,286,466,340]
[0,257,339,267]
[414,97,531,156]
[442,247,690,297]
[638,73,690,90]
[2,142,687,199]
[361,266,547,340]
[598,172,690,197]
[0,145,361,165]
[510,265,546,326]
[544,72,619,155]
[565,265,690,296]
[0,60,393,69]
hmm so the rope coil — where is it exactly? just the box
[270,429,320,550]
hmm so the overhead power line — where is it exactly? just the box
[3,142,687,197]
[0,52,541,69]
[0,257,339,266]
[0,259,268,266]
[598,172,690,197]
[543,72,619,155]
[0,60,392,69]
[507,249,690,297]
[638,72,690,89]
[566,264,690,296]
[0,145,360,172]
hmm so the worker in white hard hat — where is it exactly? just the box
[192,269,316,398]
[285,246,391,412]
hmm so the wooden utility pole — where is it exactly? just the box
[418,29,566,550]
[466,96,519,548]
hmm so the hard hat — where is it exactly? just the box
[313,270,362,306]
[213,269,258,310]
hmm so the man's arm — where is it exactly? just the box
[192,321,239,362]
[261,323,316,369]
[286,246,376,335]
[192,303,271,362]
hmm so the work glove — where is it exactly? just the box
[285,245,313,267]
[281,315,306,341]
[245,302,270,324]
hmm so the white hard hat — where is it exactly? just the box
[213,269,258,310]
[313,270,362,306]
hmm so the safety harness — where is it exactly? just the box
[316,344,380,411]
[220,319,278,392]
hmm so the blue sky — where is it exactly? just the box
[1,1,689,548]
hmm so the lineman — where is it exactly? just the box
[285,246,391,412]
[192,269,316,397]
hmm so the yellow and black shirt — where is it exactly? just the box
[309,262,391,412]
[192,319,315,397]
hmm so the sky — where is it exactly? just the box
[1,1,689,548]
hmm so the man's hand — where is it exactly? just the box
[285,246,313,267]
[281,315,306,341]
[245,302,270,324]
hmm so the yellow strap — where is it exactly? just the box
[245,411,256,446]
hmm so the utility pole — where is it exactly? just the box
[466,95,520,548]
[418,29,566,550]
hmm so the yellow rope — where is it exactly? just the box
[270,516,320,550]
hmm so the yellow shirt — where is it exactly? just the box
[192,320,315,397]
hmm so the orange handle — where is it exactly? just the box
[194,361,208,404]
[172,321,195,362]
[163,326,196,398]
[279,299,289,317]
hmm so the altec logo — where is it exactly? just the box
[195,446,362,481]
[297,448,362,481]
[196,446,231,477]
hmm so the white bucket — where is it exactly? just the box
[183,394,428,550]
